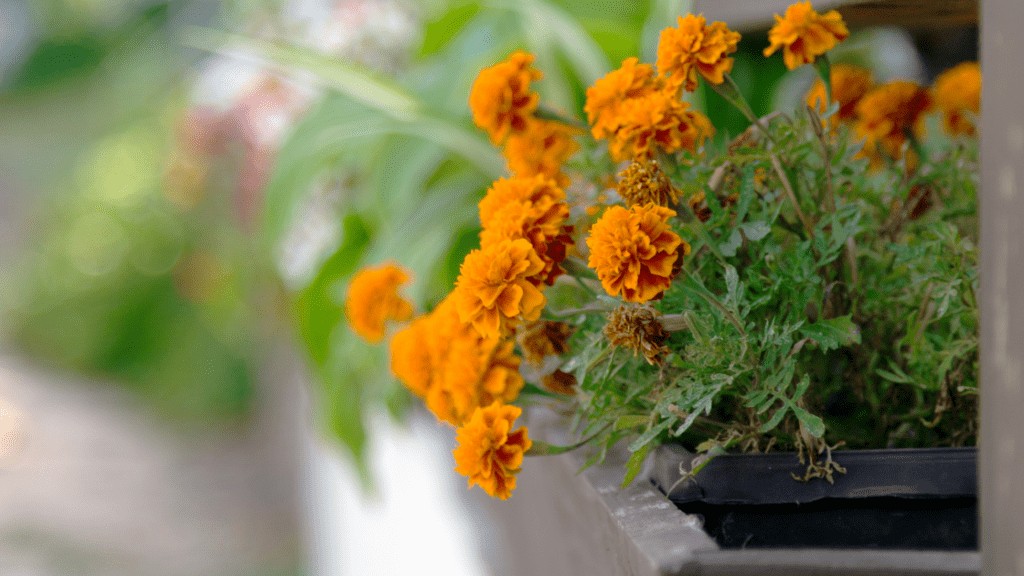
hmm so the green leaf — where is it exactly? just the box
[295,213,372,366]
[183,26,422,121]
[799,314,861,352]
[419,3,480,57]
[719,228,742,257]
[628,418,672,452]
[622,442,653,487]
[792,405,826,438]
[759,402,788,433]
[740,221,771,242]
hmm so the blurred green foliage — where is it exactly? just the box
[1,0,263,422]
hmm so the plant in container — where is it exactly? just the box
[296,0,981,552]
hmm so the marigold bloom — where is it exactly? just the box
[584,57,659,140]
[453,402,532,500]
[479,175,573,286]
[617,159,680,208]
[390,315,435,398]
[454,238,547,338]
[604,305,670,365]
[502,119,580,186]
[518,320,574,366]
[345,262,413,343]
[806,63,873,121]
[932,62,981,136]
[587,204,689,303]
[608,90,714,161]
[469,51,542,145]
[763,2,849,70]
[393,297,524,426]
[854,80,932,170]
[657,14,741,92]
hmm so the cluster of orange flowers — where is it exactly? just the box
[341,2,982,501]
[804,61,980,169]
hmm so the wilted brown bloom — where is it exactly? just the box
[688,191,712,223]
[604,305,671,365]
[616,159,680,208]
[541,369,577,395]
[518,320,574,366]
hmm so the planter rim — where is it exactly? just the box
[653,445,977,506]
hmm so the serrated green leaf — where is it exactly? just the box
[628,418,672,452]
[740,221,771,242]
[799,314,861,352]
[792,405,826,438]
[759,403,788,433]
[720,228,742,257]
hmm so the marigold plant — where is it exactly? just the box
[334,2,980,500]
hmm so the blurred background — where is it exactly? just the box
[0,0,976,574]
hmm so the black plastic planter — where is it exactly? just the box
[651,447,977,550]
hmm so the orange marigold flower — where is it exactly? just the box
[586,204,689,303]
[806,63,874,121]
[469,51,543,145]
[390,314,435,398]
[854,80,932,170]
[479,175,573,286]
[933,62,981,137]
[608,90,714,162]
[616,159,680,208]
[584,57,659,140]
[344,262,414,343]
[502,119,580,187]
[657,14,741,92]
[763,2,849,70]
[454,238,547,338]
[453,401,532,500]
[394,297,524,426]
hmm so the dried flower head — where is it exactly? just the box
[763,2,849,70]
[454,238,547,338]
[657,14,741,92]
[345,262,414,343]
[806,63,873,121]
[604,304,671,365]
[607,90,714,161]
[855,80,932,170]
[616,159,680,208]
[478,175,573,286]
[932,62,981,137]
[584,57,659,140]
[518,320,574,366]
[469,51,542,145]
[502,119,580,186]
[453,401,532,500]
[587,204,690,303]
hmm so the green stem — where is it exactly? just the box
[527,423,613,456]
